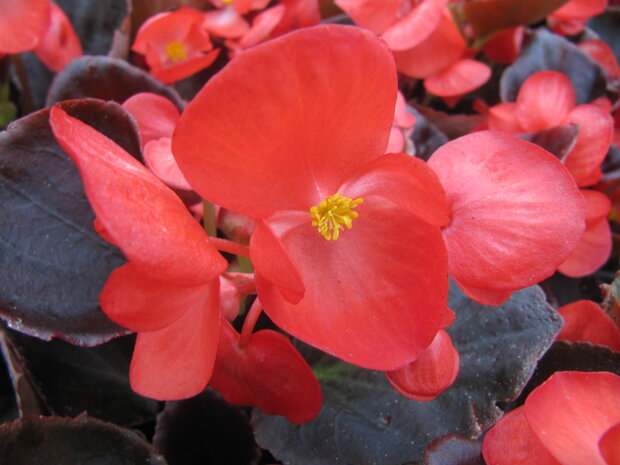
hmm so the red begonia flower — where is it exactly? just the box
[579,39,620,78]
[33,2,82,72]
[0,0,50,53]
[173,25,450,370]
[210,318,322,424]
[482,26,524,64]
[600,423,620,465]
[557,190,612,277]
[49,107,228,400]
[132,7,220,84]
[556,299,620,351]
[385,329,459,401]
[428,130,586,305]
[482,371,620,465]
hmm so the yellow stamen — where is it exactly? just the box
[310,193,364,241]
[222,0,234,3]
[165,40,187,63]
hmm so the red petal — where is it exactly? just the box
[558,190,611,277]
[202,6,249,38]
[270,0,321,37]
[563,104,614,187]
[173,25,397,220]
[424,58,491,97]
[129,280,220,400]
[143,138,193,191]
[556,300,620,351]
[382,0,449,51]
[333,0,402,34]
[600,423,620,465]
[550,0,607,21]
[515,71,576,133]
[49,106,227,285]
[579,40,620,77]
[33,2,82,72]
[340,153,449,227]
[254,195,449,370]
[150,49,220,84]
[0,0,50,53]
[486,102,523,132]
[524,371,620,465]
[393,11,466,79]
[385,329,459,401]
[451,280,515,306]
[122,92,180,147]
[100,263,213,333]
[429,131,586,301]
[483,26,524,64]
[210,320,322,424]
[482,407,563,465]
[250,212,306,304]
[236,5,286,50]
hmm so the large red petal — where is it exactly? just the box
[393,11,466,79]
[172,25,397,220]
[33,2,82,72]
[254,195,449,370]
[100,263,213,333]
[382,0,449,51]
[515,71,575,133]
[556,300,620,351]
[122,92,180,147]
[210,320,322,424]
[524,371,620,465]
[340,153,449,227]
[563,104,614,187]
[49,106,227,285]
[424,58,491,97]
[129,280,220,400]
[428,131,585,300]
[385,329,459,401]
[0,0,50,53]
[482,407,563,465]
[333,0,402,34]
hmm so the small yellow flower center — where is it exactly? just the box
[310,193,364,241]
[222,0,233,3]
[165,40,187,63]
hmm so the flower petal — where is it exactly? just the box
[143,138,193,191]
[129,280,220,400]
[486,102,523,132]
[482,407,563,465]
[254,195,449,370]
[550,0,607,21]
[49,106,227,285]
[385,329,459,401]
[381,0,449,51]
[341,153,449,227]
[210,319,322,424]
[333,0,402,34]
[424,58,491,97]
[428,131,585,301]
[563,104,614,187]
[557,300,620,351]
[172,25,397,220]
[515,71,576,133]
[0,0,50,53]
[524,371,620,465]
[122,92,180,147]
[600,423,620,465]
[100,262,213,333]
[33,2,82,72]
[150,49,220,84]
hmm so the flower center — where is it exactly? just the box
[165,40,187,62]
[310,193,363,241]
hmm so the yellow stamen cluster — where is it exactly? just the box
[310,193,364,241]
[165,40,187,62]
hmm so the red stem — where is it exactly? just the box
[239,297,263,349]
[209,236,250,258]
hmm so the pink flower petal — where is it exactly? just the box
[334,0,402,35]
[429,131,586,303]
[202,6,249,38]
[424,58,491,97]
[556,300,620,351]
[0,0,50,53]
[600,423,620,465]
[382,0,449,51]
[143,138,193,191]
[33,2,82,72]
[122,92,180,147]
